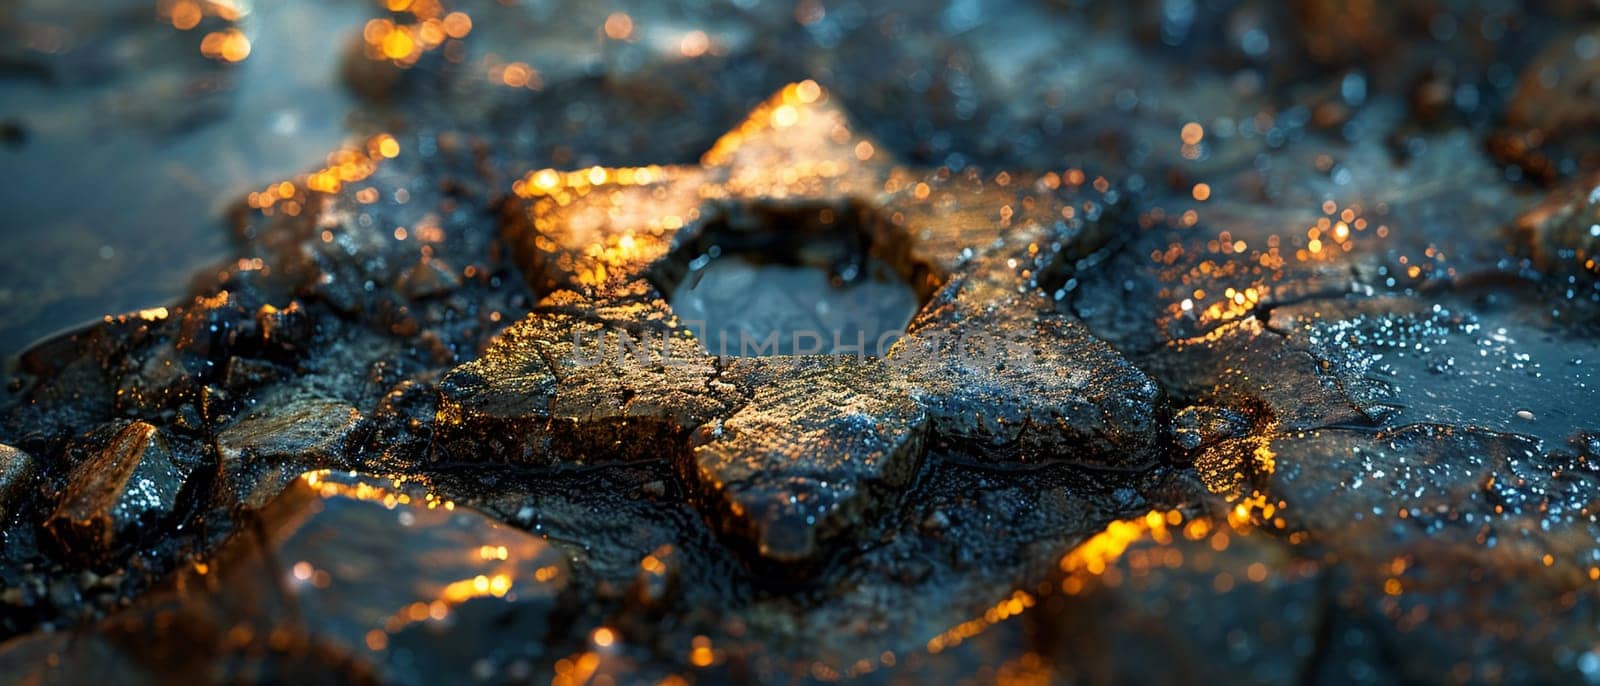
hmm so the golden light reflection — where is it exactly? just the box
[1056,509,1272,596]
[924,590,1035,654]
[503,81,911,300]
[159,0,255,61]
[604,12,634,40]
[689,635,715,667]
[1190,415,1280,498]
[160,0,250,54]
[1158,200,1389,330]
[246,134,399,210]
[680,30,711,57]
[506,163,697,293]
[552,651,603,686]
[359,0,469,67]
[168,1,203,30]
[291,471,567,651]
[302,469,447,509]
[502,80,1113,317]
[199,28,251,62]
[490,60,543,90]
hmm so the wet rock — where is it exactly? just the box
[221,356,281,391]
[44,421,192,560]
[1271,291,1600,445]
[1037,503,1600,684]
[434,305,736,467]
[4,471,574,683]
[1249,422,1600,560]
[1490,27,1600,184]
[251,301,316,356]
[1147,283,1600,457]
[204,471,572,676]
[10,6,1600,680]
[895,249,1164,468]
[1071,132,1525,354]
[1171,405,1251,451]
[1037,512,1324,685]
[611,454,1154,678]
[216,396,363,466]
[215,396,363,508]
[1336,532,1600,684]
[689,356,926,562]
[460,85,1168,567]
[1261,425,1531,533]
[1147,317,1365,434]
[1512,172,1600,278]
[0,443,35,521]
[495,83,1163,476]
[111,338,198,414]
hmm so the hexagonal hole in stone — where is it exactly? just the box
[653,199,939,357]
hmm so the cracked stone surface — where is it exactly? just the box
[2,1,1600,684]
[442,85,1164,563]
[689,356,926,563]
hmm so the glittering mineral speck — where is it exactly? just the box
[1288,294,1600,446]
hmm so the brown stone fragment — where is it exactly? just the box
[216,397,363,465]
[215,397,365,508]
[435,304,736,466]
[690,356,926,562]
[0,443,36,521]
[45,421,190,558]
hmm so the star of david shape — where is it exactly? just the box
[436,82,1164,565]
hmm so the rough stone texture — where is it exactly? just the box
[452,86,1167,563]
[44,421,192,560]
[1263,425,1531,532]
[435,304,736,467]
[1270,292,1600,445]
[1070,132,1529,357]
[690,356,926,562]
[4,1,1600,683]
[895,238,1165,467]
[0,443,34,522]
[215,395,366,508]
[216,397,364,465]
